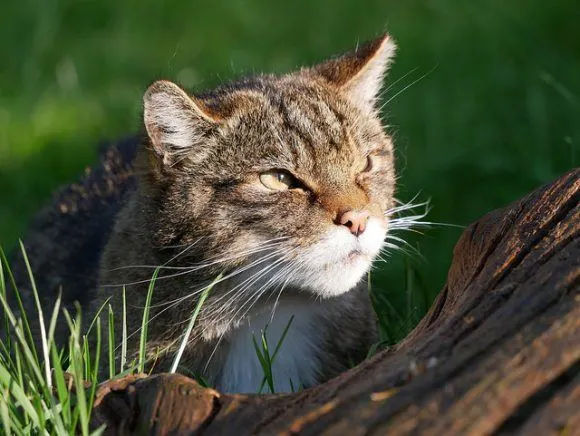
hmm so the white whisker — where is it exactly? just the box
[201,249,299,373]
[379,66,437,110]
[116,250,285,351]
[377,67,418,100]
[103,238,289,287]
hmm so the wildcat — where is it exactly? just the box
[9,34,397,393]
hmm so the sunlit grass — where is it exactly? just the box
[252,315,295,394]
[0,246,104,435]
[0,247,219,434]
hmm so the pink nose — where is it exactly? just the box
[337,210,370,236]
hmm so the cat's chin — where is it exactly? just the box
[300,253,372,297]
[288,217,387,298]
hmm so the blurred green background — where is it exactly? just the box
[1,0,578,340]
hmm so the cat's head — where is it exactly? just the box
[139,35,397,298]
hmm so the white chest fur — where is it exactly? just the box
[218,298,322,393]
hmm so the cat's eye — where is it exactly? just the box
[361,155,373,173]
[259,170,301,191]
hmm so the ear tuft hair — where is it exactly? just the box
[143,80,220,166]
[311,34,396,110]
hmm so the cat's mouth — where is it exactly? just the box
[321,249,368,272]
[285,217,387,297]
[345,249,369,264]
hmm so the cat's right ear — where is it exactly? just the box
[143,80,221,166]
[310,34,396,112]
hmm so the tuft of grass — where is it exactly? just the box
[0,246,105,435]
[0,248,188,434]
[253,315,295,394]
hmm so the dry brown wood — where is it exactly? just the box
[90,169,580,436]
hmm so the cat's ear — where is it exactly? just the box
[311,34,396,110]
[143,80,221,165]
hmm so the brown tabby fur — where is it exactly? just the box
[8,34,397,392]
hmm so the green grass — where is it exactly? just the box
[0,248,105,435]
[170,273,219,374]
[0,248,228,434]
[1,1,579,341]
[253,315,295,394]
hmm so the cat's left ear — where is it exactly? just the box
[310,34,396,110]
[143,80,222,166]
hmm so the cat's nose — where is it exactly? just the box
[337,210,370,236]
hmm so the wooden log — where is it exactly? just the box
[90,169,580,435]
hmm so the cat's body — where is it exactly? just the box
[9,35,397,393]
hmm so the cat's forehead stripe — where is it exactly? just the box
[274,89,346,156]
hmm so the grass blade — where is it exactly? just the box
[120,286,127,373]
[82,337,91,381]
[107,304,115,379]
[50,344,71,426]
[18,242,52,389]
[0,387,11,436]
[87,318,101,415]
[0,364,41,429]
[138,268,160,374]
[85,297,111,337]
[170,273,221,373]
[269,315,294,364]
[0,246,38,364]
[63,308,90,436]
[46,291,62,352]
[0,291,47,391]
[0,256,11,352]
[253,328,274,394]
[256,315,294,394]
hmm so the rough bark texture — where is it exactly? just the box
[90,169,580,436]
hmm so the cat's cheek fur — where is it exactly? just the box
[289,217,387,297]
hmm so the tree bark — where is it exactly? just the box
[90,169,580,436]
